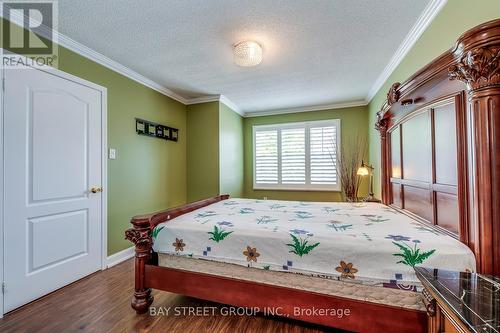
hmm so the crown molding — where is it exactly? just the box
[1,10,189,104]
[219,95,244,116]
[185,95,221,105]
[186,95,244,116]
[366,0,448,102]
[58,34,189,104]
[244,100,368,118]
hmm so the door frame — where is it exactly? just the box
[0,56,108,317]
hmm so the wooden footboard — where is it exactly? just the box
[124,195,427,333]
[125,195,229,313]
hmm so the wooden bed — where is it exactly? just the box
[125,20,500,333]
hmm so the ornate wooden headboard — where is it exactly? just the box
[376,19,500,275]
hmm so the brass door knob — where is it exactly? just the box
[90,187,103,193]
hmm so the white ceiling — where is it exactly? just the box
[58,0,433,114]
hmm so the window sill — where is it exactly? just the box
[253,186,341,192]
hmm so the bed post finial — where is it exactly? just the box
[125,216,154,314]
[387,82,401,106]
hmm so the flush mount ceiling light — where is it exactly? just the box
[233,41,263,67]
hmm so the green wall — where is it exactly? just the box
[59,48,187,255]
[186,102,220,202]
[186,101,244,201]
[219,103,244,197]
[244,106,369,202]
[368,0,500,198]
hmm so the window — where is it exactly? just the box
[253,119,340,191]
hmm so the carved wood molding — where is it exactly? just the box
[375,110,391,135]
[450,19,500,275]
[449,46,500,90]
[387,82,401,106]
[125,228,152,247]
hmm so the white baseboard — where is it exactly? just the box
[106,246,135,268]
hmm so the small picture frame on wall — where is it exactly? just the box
[170,128,179,142]
[136,119,146,134]
[135,118,179,142]
[156,126,164,137]
[147,123,156,136]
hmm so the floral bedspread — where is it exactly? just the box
[152,198,475,291]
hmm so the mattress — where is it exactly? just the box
[158,253,426,311]
[153,198,475,291]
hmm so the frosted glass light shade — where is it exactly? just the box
[234,41,263,67]
[357,166,369,176]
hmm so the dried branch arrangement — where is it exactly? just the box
[333,137,367,202]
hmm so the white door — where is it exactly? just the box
[3,66,104,312]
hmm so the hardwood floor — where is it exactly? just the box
[0,259,342,333]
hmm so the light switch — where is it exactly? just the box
[109,148,116,160]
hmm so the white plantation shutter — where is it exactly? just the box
[255,130,278,184]
[281,128,305,184]
[253,119,340,190]
[310,126,337,185]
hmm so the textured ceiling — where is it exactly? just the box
[58,0,431,113]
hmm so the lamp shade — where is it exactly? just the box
[234,41,263,67]
[357,166,369,176]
